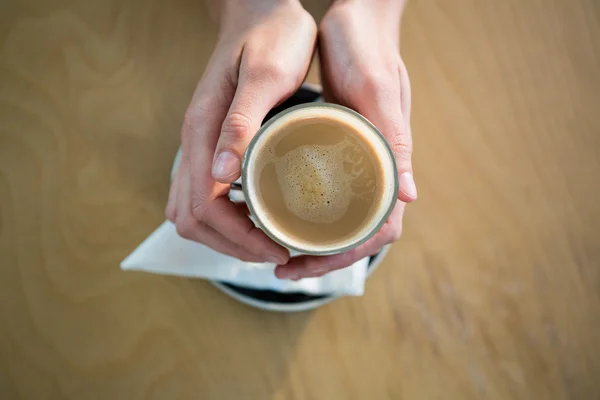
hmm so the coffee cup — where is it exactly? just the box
[235,103,399,256]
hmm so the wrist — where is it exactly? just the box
[209,0,299,21]
[209,0,303,32]
[331,0,407,11]
[330,0,406,20]
[324,0,405,47]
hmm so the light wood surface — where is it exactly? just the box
[2,0,600,399]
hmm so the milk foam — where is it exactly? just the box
[258,137,376,224]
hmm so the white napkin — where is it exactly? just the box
[120,221,368,296]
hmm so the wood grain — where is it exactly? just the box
[2,0,600,399]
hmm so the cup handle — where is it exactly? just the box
[228,181,245,203]
[230,182,243,191]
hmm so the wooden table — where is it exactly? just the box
[1,0,599,399]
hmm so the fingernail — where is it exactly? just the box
[399,172,417,200]
[267,255,286,265]
[310,266,330,275]
[289,273,302,281]
[212,151,240,181]
[277,268,300,280]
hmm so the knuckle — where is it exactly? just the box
[268,63,287,84]
[182,99,211,139]
[367,247,381,257]
[310,271,328,279]
[183,100,208,127]
[388,221,403,242]
[390,137,412,162]
[352,68,393,98]
[388,126,413,161]
[190,186,212,222]
[245,61,288,87]
[221,111,253,142]
[181,113,195,140]
[238,253,256,263]
[301,9,318,35]
[191,199,209,222]
[175,219,195,240]
[165,205,176,222]
[183,108,199,129]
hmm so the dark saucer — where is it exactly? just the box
[212,251,385,312]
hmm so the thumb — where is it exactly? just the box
[393,116,417,203]
[356,94,416,203]
[212,65,293,183]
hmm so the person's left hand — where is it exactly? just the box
[275,0,416,280]
[166,0,317,264]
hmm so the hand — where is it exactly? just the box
[166,0,317,264]
[275,0,416,279]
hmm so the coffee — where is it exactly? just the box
[255,118,383,247]
[244,104,397,254]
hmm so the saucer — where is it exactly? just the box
[212,245,390,312]
[171,83,391,312]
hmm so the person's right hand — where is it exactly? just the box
[275,0,416,280]
[165,0,316,264]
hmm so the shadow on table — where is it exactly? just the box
[185,281,317,399]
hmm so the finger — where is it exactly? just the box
[397,60,415,204]
[175,157,265,262]
[355,73,416,203]
[398,57,412,125]
[186,52,290,264]
[187,106,291,264]
[165,164,180,223]
[212,55,299,183]
[275,203,405,279]
[177,218,266,263]
[201,197,290,265]
[276,237,384,280]
[184,52,237,225]
[233,201,251,216]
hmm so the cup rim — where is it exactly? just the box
[241,102,399,256]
